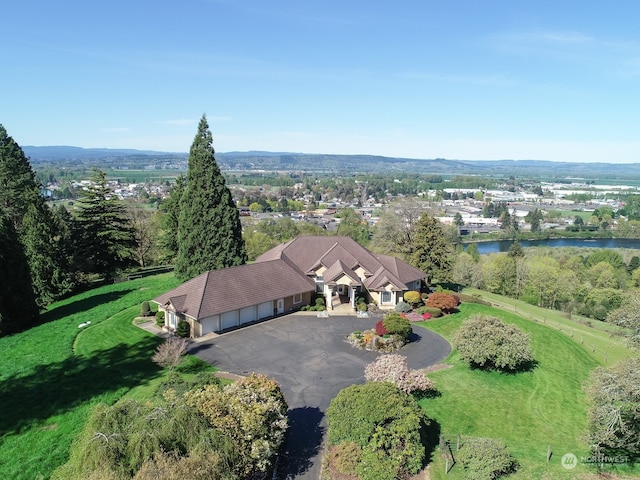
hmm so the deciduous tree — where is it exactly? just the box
[606,293,640,349]
[158,175,184,263]
[453,315,534,371]
[586,358,640,455]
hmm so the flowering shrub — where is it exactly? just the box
[364,354,434,394]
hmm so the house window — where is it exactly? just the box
[315,276,324,293]
[381,291,392,304]
[293,293,302,304]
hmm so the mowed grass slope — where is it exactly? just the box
[0,274,180,480]
[418,303,639,479]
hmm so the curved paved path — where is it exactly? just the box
[191,313,451,480]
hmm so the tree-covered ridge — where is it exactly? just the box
[453,245,640,337]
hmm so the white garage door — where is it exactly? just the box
[221,310,239,330]
[240,306,257,325]
[258,301,273,319]
[200,316,219,335]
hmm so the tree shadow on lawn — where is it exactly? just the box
[422,416,442,466]
[0,336,162,435]
[469,359,539,374]
[277,406,325,480]
[40,289,134,324]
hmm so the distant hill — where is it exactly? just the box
[23,145,183,160]
[21,146,640,178]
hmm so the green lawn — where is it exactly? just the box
[464,287,632,366]
[418,303,639,479]
[0,274,181,480]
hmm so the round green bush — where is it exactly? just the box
[155,310,165,326]
[403,290,422,306]
[176,320,191,338]
[395,301,412,313]
[326,382,429,480]
[141,301,151,317]
[382,312,412,340]
[457,437,519,480]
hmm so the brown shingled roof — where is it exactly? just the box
[255,236,424,291]
[153,259,315,320]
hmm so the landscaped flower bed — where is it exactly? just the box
[346,329,406,352]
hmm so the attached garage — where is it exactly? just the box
[240,306,257,325]
[221,310,239,330]
[258,301,273,320]
[200,315,219,336]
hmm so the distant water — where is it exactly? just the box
[470,238,640,255]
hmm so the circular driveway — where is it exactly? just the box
[191,313,450,480]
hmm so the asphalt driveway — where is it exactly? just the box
[191,313,451,480]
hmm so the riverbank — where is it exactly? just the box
[462,236,640,255]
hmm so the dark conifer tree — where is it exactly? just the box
[21,202,74,306]
[175,115,247,281]
[0,214,38,335]
[74,169,136,280]
[0,124,72,313]
[0,125,40,229]
[410,212,453,284]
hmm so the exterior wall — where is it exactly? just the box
[284,291,312,312]
[371,288,398,309]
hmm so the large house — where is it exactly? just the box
[153,236,425,337]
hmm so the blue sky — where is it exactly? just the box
[3,1,640,162]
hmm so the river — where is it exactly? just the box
[470,238,640,255]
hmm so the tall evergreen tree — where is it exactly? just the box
[0,213,38,335]
[74,169,136,280]
[21,202,74,306]
[175,115,247,281]
[0,125,39,229]
[410,212,453,284]
[158,174,185,263]
[0,124,72,311]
